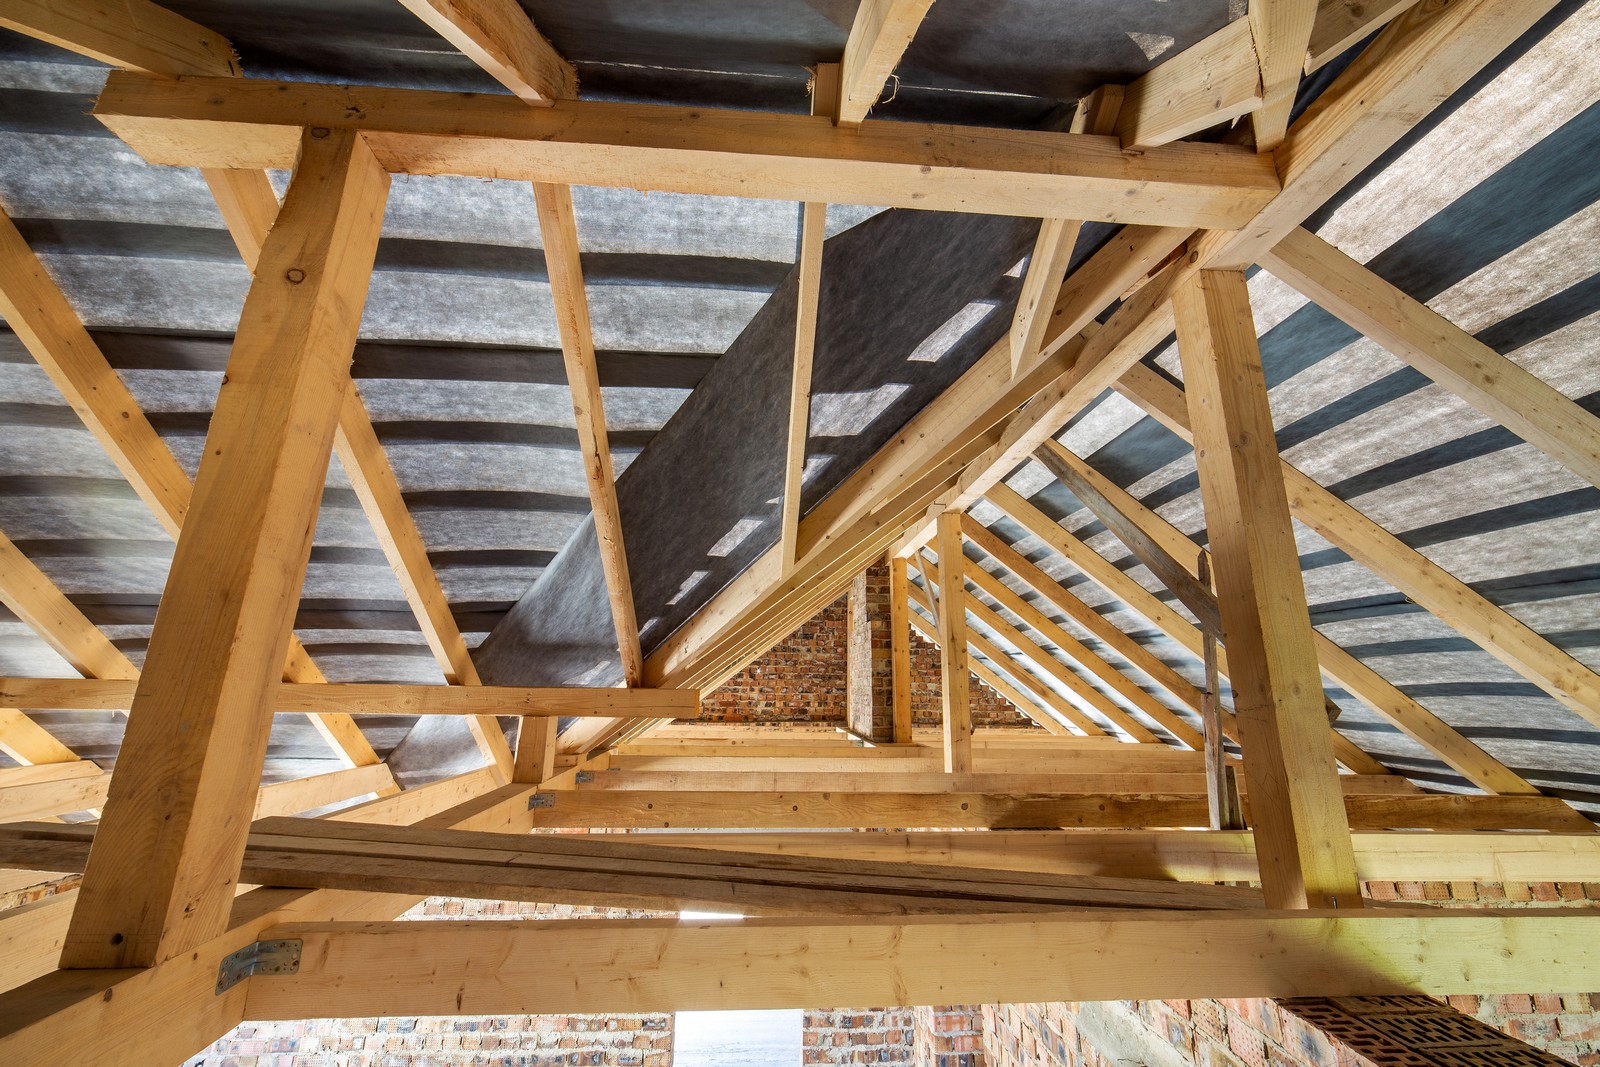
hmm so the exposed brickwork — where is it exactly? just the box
[915,1006,989,1067]
[805,1007,917,1064]
[701,561,1037,730]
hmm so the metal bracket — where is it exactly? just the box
[215,938,301,995]
[574,770,594,784]
[528,792,556,809]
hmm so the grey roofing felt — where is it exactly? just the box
[0,1,1596,810]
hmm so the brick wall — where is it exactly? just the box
[805,1008,917,1064]
[700,562,1036,730]
[915,1006,988,1067]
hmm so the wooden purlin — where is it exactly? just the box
[393,0,576,104]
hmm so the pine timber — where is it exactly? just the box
[934,512,973,771]
[1115,358,1597,767]
[60,128,390,970]
[0,0,239,78]
[835,0,936,125]
[889,556,914,742]
[533,181,643,687]
[1116,17,1265,150]
[0,761,107,822]
[1306,0,1425,74]
[92,73,1282,229]
[0,202,381,770]
[0,677,699,716]
[333,385,515,779]
[1176,267,1360,910]
[1246,0,1319,150]
[1011,216,1084,376]
[512,716,558,785]
[393,0,576,104]
[958,533,1206,749]
[0,710,77,768]
[909,595,1090,735]
[248,909,1600,1018]
[631,829,1600,884]
[1262,226,1600,490]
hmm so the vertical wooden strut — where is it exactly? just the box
[934,512,972,773]
[888,556,914,744]
[61,127,389,968]
[1174,268,1359,910]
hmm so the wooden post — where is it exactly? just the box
[60,127,389,968]
[513,716,559,785]
[889,556,913,744]
[934,512,972,773]
[1173,268,1360,910]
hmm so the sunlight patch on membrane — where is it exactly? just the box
[707,517,764,557]
[667,569,711,606]
[908,299,1001,362]
[808,383,910,438]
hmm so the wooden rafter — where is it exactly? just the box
[1175,266,1359,910]
[393,0,577,104]
[533,181,643,687]
[932,513,973,771]
[1117,359,1600,742]
[835,0,937,125]
[1262,226,1600,489]
[1306,0,1425,74]
[1117,17,1264,150]
[0,678,700,717]
[1246,0,1319,151]
[887,556,914,743]
[0,0,238,77]
[61,127,390,970]
[93,73,1282,230]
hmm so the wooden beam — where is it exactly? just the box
[0,202,381,772]
[253,763,398,820]
[1115,362,1584,781]
[333,385,514,779]
[93,73,1282,229]
[0,0,238,77]
[908,585,1087,736]
[933,513,972,772]
[835,0,936,124]
[0,762,107,821]
[780,198,827,570]
[1010,217,1084,376]
[60,128,389,970]
[0,711,77,768]
[959,527,1206,750]
[1263,226,1600,490]
[1207,0,1562,267]
[393,0,576,104]
[248,909,1600,1018]
[580,770,1239,794]
[515,787,1582,832]
[1117,18,1264,150]
[0,677,700,717]
[512,716,558,786]
[635,829,1600,885]
[1306,0,1424,74]
[888,556,913,743]
[0,534,138,682]
[1175,268,1359,909]
[1246,0,1319,151]
[533,182,643,686]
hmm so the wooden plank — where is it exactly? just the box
[960,528,1206,750]
[888,556,913,743]
[835,0,936,124]
[250,909,1600,1019]
[60,128,389,970]
[933,513,972,772]
[0,763,107,821]
[333,384,514,779]
[533,182,643,686]
[1263,226,1600,490]
[0,534,139,682]
[1112,363,1566,790]
[1247,0,1320,151]
[1175,267,1358,910]
[200,168,279,271]
[252,764,398,820]
[0,0,238,77]
[580,770,1230,794]
[1306,0,1424,74]
[781,197,827,569]
[0,677,699,717]
[0,711,77,768]
[1207,0,1562,267]
[637,829,1600,884]
[394,0,576,104]
[93,73,1283,229]
[512,716,558,786]
[1010,216,1084,375]
[1117,18,1264,150]
[907,589,1086,736]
